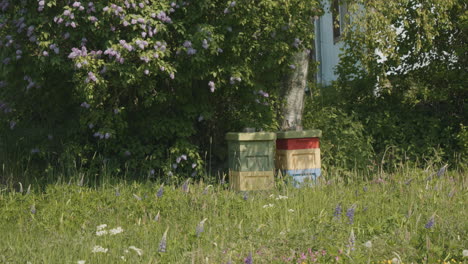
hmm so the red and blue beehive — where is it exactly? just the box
[275,130,322,187]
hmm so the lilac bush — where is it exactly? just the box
[0,0,322,177]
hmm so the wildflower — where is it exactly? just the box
[158,228,168,252]
[124,150,131,156]
[346,206,355,224]
[170,73,175,79]
[364,241,372,248]
[129,246,143,256]
[463,249,468,257]
[288,209,294,212]
[224,8,229,14]
[92,245,108,253]
[244,252,253,264]
[196,218,208,237]
[109,227,124,235]
[96,230,108,236]
[230,1,236,7]
[289,64,296,69]
[181,154,187,160]
[243,192,248,201]
[115,189,120,196]
[9,121,16,130]
[30,204,36,214]
[157,185,164,197]
[262,204,274,208]
[144,69,150,75]
[425,216,435,229]
[77,261,86,264]
[192,163,197,169]
[334,204,342,219]
[391,258,400,264]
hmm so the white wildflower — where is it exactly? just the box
[279,231,286,235]
[96,224,107,231]
[96,230,108,236]
[109,226,124,235]
[391,258,400,264]
[120,256,126,261]
[92,245,108,253]
[129,246,143,256]
[77,261,86,264]
[364,240,372,248]
[288,209,295,212]
[262,203,274,208]
[463,249,468,257]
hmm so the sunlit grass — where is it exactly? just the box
[0,167,466,263]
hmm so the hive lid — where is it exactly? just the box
[225,132,276,141]
[276,129,322,139]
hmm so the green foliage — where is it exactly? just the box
[333,0,467,168]
[0,168,467,263]
[0,0,323,180]
[303,92,374,172]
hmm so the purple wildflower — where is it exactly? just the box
[244,252,253,264]
[425,217,435,229]
[346,206,355,224]
[181,154,187,160]
[138,2,144,8]
[170,73,175,79]
[224,8,229,14]
[289,64,296,69]
[158,229,168,252]
[334,204,342,219]
[144,69,150,75]
[230,1,236,7]
[243,192,248,201]
[157,185,164,197]
[104,132,111,139]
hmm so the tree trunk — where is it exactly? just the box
[280,50,309,131]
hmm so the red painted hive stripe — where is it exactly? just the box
[276,137,320,150]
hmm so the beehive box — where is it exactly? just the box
[226,132,276,191]
[276,130,322,187]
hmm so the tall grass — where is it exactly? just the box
[0,165,466,263]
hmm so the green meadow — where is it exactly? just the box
[1,167,466,264]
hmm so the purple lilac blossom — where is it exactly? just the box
[202,39,209,49]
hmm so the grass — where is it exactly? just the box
[0,167,467,264]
